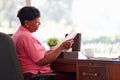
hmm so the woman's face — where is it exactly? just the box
[25,17,41,32]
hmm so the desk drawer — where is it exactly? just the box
[79,66,106,80]
[77,61,106,80]
[79,62,105,67]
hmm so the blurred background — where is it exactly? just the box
[0,0,120,57]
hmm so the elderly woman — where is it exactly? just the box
[12,6,74,80]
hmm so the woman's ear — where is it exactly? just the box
[24,20,29,27]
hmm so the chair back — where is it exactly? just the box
[0,32,24,80]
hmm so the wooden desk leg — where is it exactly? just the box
[76,62,79,80]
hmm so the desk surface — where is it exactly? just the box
[53,58,120,64]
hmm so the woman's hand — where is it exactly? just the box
[60,39,74,50]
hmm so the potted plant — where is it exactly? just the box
[47,37,59,50]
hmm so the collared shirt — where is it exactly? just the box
[12,26,52,74]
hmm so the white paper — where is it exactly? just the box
[53,29,77,50]
[64,29,77,41]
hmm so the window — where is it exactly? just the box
[1,0,120,57]
[72,0,120,57]
[31,0,120,57]
[0,0,25,34]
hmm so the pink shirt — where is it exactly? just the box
[12,26,52,74]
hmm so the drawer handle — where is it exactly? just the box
[83,72,98,76]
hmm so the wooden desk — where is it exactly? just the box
[51,58,120,80]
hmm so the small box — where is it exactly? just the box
[59,51,79,59]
